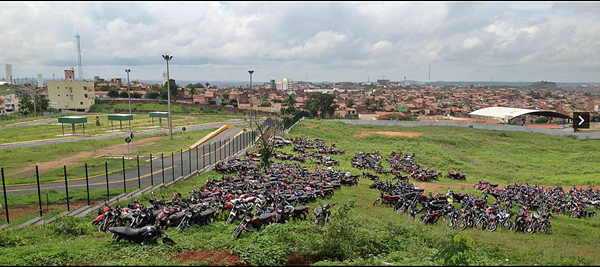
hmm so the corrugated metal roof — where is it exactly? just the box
[469,107,571,119]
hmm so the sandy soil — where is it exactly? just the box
[173,251,245,266]
[353,131,423,138]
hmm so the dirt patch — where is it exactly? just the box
[0,200,107,223]
[413,182,474,193]
[353,131,423,138]
[286,254,310,266]
[174,251,245,266]
[96,136,165,155]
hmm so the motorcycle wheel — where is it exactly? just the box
[407,213,415,221]
[502,220,511,229]
[226,214,234,224]
[232,225,243,240]
[459,220,467,230]
[539,226,548,235]
[372,199,380,206]
[446,219,456,229]
[397,206,407,215]
[177,219,187,232]
[474,221,483,230]
[315,217,325,227]
[525,226,535,234]
[486,222,497,232]
[325,192,333,199]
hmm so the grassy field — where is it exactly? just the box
[90,102,241,115]
[0,113,243,144]
[0,127,217,186]
[0,119,599,266]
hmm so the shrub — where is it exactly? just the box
[0,229,26,247]
[46,214,95,237]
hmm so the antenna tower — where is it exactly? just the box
[428,62,431,85]
[76,32,83,81]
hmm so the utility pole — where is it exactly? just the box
[428,62,431,85]
[125,69,131,114]
[248,70,254,133]
[162,55,174,140]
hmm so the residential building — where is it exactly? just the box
[48,71,95,112]
[275,78,293,92]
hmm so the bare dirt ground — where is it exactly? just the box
[173,251,245,266]
[286,254,311,266]
[353,131,423,138]
[9,136,166,179]
[0,199,107,223]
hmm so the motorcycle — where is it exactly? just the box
[314,203,337,227]
[109,226,176,245]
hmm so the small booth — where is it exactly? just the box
[108,114,134,132]
[58,116,88,136]
[149,112,169,128]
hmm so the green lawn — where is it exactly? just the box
[0,128,216,185]
[0,120,598,266]
[0,113,242,143]
[90,102,241,116]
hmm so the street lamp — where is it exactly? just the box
[162,54,174,140]
[248,70,254,134]
[125,69,131,114]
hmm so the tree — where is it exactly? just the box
[307,92,338,119]
[260,102,271,107]
[34,97,49,112]
[253,116,284,168]
[284,94,297,108]
[364,98,373,111]
[346,99,355,108]
[230,98,237,104]
[222,93,229,100]
[131,92,142,99]
[162,79,178,101]
[189,87,197,98]
[18,95,34,112]
[147,91,160,99]
[186,83,204,89]
[534,117,548,123]
[108,88,120,98]
[119,90,129,98]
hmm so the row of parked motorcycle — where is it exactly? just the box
[92,155,358,244]
[353,151,466,182]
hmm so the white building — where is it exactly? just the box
[37,74,43,88]
[162,72,168,86]
[5,64,12,84]
[275,78,292,92]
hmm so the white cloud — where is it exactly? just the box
[0,2,599,82]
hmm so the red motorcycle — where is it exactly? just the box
[373,192,401,207]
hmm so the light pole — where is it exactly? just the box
[125,69,131,114]
[162,55,174,140]
[248,70,254,133]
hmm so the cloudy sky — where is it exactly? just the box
[1,1,599,83]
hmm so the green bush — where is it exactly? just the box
[0,229,27,247]
[46,214,95,237]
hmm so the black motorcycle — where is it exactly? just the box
[109,226,176,245]
[314,203,337,227]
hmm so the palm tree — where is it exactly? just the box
[364,98,373,111]
[346,99,355,108]
[284,93,297,108]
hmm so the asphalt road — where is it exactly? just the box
[0,118,58,129]
[0,121,249,151]
[3,127,252,195]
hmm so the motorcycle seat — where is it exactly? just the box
[294,206,309,213]
[258,213,273,223]
[201,209,215,217]
[109,227,139,237]
[169,212,186,222]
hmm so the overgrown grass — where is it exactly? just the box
[1,120,599,266]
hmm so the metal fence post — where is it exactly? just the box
[196,146,199,171]
[63,165,70,212]
[137,155,141,189]
[219,140,222,161]
[209,143,212,165]
[203,145,206,169]
[36,166,42,217]
[161,153,165,184]
[105,162,109,200]
[1,168,9,223]
[85,163,90,206]
[150,153,154,186]
[188,149,191,174]
[122,157,126,193]
[171,152,175,181]
[180,149,184,177]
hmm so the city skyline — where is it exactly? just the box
[1,2,600,83]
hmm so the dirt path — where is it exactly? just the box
[353,131,423,138]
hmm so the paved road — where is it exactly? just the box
[0,121,249,151]
[0,118,58,130]
[3,128,254,195]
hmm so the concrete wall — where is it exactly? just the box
[338,119,600,140]
[48,81,95,112]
